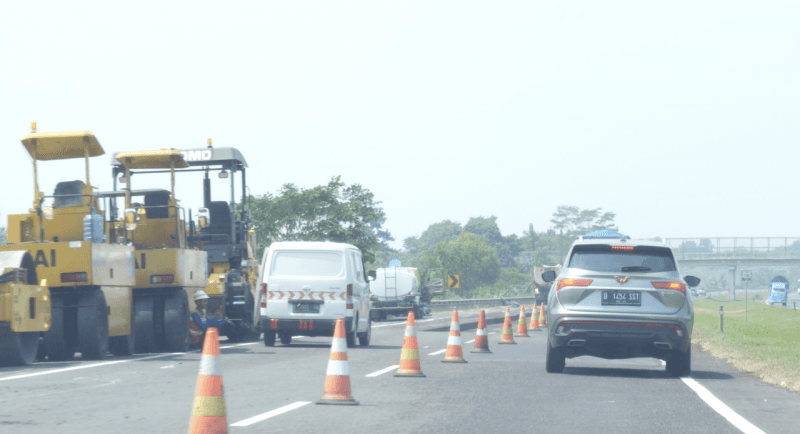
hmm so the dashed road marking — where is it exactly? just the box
[366,365,400,377]
[231,401,311,427]
[428,349,446,356]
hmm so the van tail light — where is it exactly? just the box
[651,281,686,294]
[260,283,267,308]
[556,278,593,291]
[346,284,353,310]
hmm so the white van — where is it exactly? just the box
[257,241,371,347]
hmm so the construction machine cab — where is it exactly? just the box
[109,149,190,248]
[7,127,106,243]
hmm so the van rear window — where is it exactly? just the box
[568,245,676,273]
[271,251,344,277]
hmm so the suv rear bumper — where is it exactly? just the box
[549,318,690,359]
[261,317,353,337]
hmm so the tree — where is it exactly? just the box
[464,216,521,268]
[550,205,618,236]
[247,176,392,263]
[422,232,499,289]
[403,220,462,255]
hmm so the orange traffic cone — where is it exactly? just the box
[471,309,491,353]
[514,305,529,337]
[498,307,516,344]
[317,318,358,405]
[529,302,539,329]
[188,328,228,434]
[530,304,541,331]
[442,309,467,363]
[539,303,547,328]
[395,311,425,377]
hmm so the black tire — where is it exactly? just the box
[134,297,157,353]
[279,332,292,345]
[545,340,565,373]
[44,295,78,361]
[77,289,109,360]
[413,306,421,320]
[109,304,135,356]
[264,331,276,347]
[0,329,40,366]
[163,291,190,352]
[667,341,691,377]
[358,320,371,346]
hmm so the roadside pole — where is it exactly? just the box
[742,270,751,322]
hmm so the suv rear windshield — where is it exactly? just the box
[568,245,676,273]
[271,251,344,277]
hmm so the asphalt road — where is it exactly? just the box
[1,308,798,434]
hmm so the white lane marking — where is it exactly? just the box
[465,339,475,344]
[366,365,400,377]
[428,349,446,356]
[681,377,766,434]
[231,401,311,427]
[488,332,497,335]
[220,342,259,348]
[0,342,258,382]
[0,352,185,382]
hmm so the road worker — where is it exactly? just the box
[190,290,226,349]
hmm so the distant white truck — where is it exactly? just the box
[368,267,424,321]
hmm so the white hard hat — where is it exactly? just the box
[193,290,210,302]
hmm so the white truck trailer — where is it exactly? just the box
[368,267,424,321]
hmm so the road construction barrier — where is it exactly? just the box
[318,318,358,405]
[514,305,529,337]
[396,311,425,377]
[529,303,541,331]
[471,309,491,354]
[539,304,547,328]
[442,309,466,363]
[498,308,516,345]
[188,328,228,434]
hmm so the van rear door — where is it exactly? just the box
[266,250,348,319]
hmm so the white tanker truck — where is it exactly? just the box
[368,267,427,321]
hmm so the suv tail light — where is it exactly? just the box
[651,281,686,294]
[260,283,267,308]
[556,278,593,291]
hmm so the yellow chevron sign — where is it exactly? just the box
[447,274,460,289]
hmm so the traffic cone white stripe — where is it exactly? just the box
[326,360,350,376]
[404,326,417,337]
[450,321,461,331]
[331,338,348,353]
[447,335,462,346]
[198,355,222,376]
[476,328,488,336]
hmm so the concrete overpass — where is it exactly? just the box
[666,237,800,299]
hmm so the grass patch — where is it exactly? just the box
[693,297,800,391]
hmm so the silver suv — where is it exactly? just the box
[542,232,700,376]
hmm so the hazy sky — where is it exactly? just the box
[1,1,798,249]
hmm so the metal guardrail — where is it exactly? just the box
[429,296,537,309]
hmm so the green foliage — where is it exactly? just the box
[422,232,499,290]
[550,205,617,236]
[247,176,392,263]
[403,220,462,255]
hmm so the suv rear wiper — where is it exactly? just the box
[621,266,651,272]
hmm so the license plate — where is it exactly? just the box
[602,291,641,306]
[293,303,320,313]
